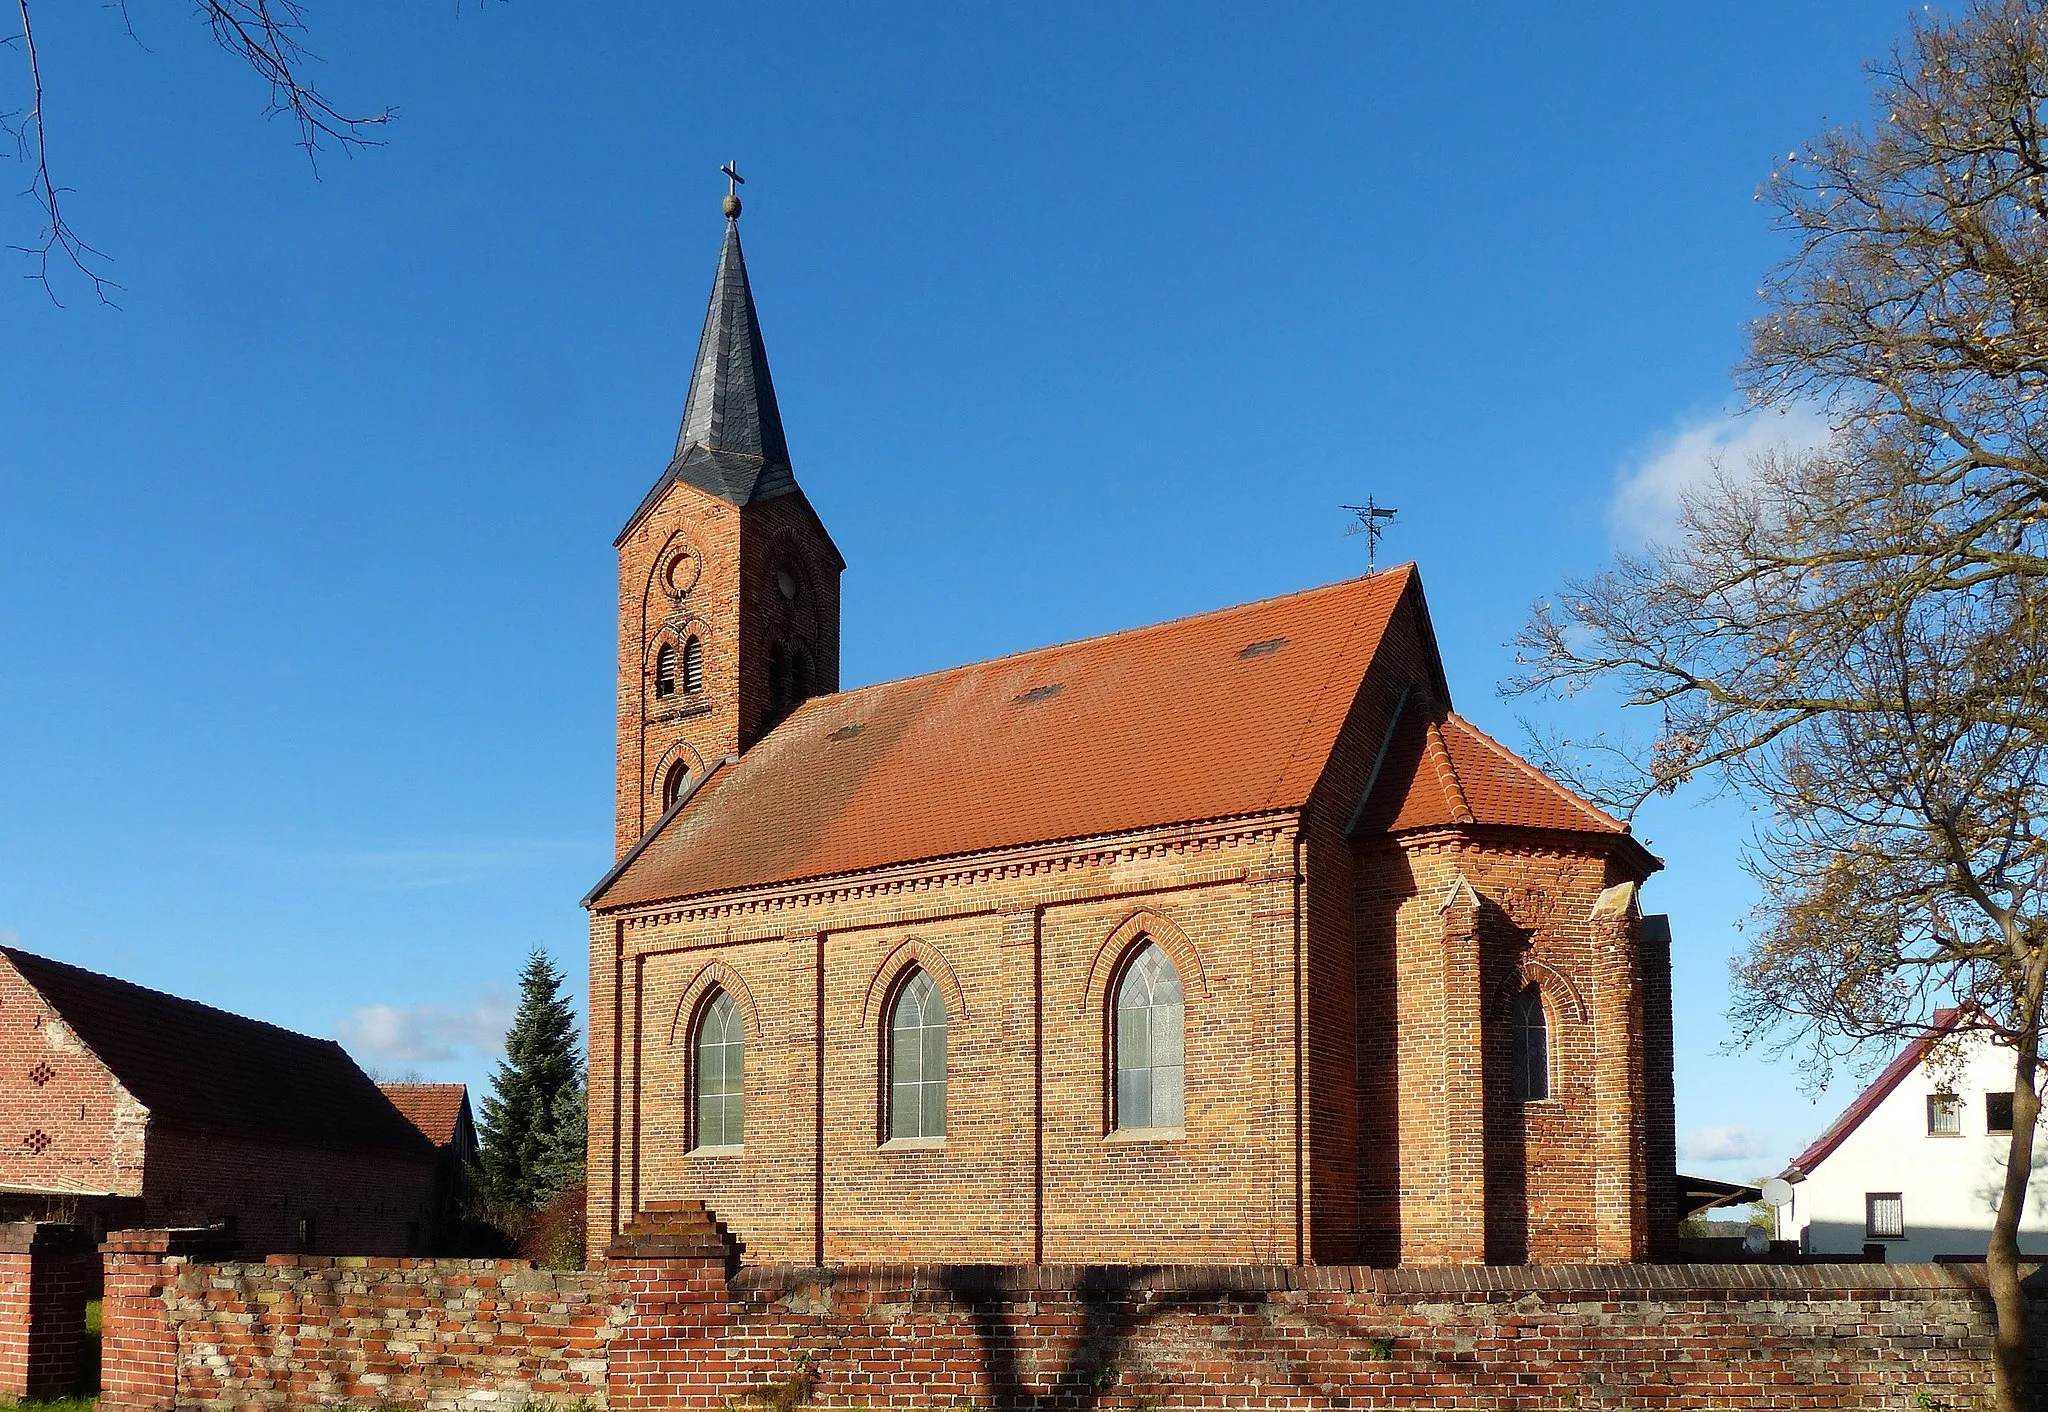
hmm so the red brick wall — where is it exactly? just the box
[140,1126,435,1256]
[0,1223,94,1400]
[100,1236,2047,1411]
[0,955,144,1201]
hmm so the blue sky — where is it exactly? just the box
[0,2,1916,1180]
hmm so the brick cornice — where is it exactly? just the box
[608,811,1299,934]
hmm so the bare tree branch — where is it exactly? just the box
[5,0,394,304]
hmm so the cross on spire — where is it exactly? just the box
[720,162,745,219]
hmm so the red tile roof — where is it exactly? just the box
[1353,705,1635,838]
[594,570,1420,909]
[379,1083,471,1148]
[1789,1008,1966,1176]
[3,947,433,1157]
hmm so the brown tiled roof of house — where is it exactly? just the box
[1353,703,1640,842]
[593,569,1421,910]
[2,947,433,1158]
[379,1083,471,1148]
[1788,1008,1966,1176]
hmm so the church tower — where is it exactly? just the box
[612,187,844,858]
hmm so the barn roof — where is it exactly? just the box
[379,1083,472,1148]
[591,568,1424,910]
[2,947,433,1158]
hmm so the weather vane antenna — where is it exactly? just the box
[720,161,745,218]
[1341,496,1400,574]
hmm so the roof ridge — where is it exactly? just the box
[1440,712,1629,834]
[1422,719,1476,825]
[785,567,1416,724]
[2,946,347,1052]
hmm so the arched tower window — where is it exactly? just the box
[682,635,704,694]
[654,643,677,699]
[693,990,744,1148]
[888,970,947,1140]
[1114,942,1185,1130]
[1513,985,1550,1102]
[660,760,692,810]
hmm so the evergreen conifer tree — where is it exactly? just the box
[477,949,586,1210]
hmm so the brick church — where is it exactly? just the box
[584,193,1679,1268]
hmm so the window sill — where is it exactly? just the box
[1105,1126,1185,1144]
[689,1144,744,1158]
[1926,1131,1963,1139]
[880,1136,946,1152]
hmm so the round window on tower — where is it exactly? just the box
[665,549,700,598]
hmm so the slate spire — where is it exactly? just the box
[673,204,792,483]
[617,194,797,538]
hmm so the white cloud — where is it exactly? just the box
[1679,1124,1770,1164]
[1609,403,1834,545]
[337,987,515,1065]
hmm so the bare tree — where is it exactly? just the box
[4,1,391,305]
[1509,3,2048,1407]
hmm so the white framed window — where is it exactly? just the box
[1114,942,1185,1131]
[1866,1192,1905,1240]
[1927,1093,1963,1136]
[1987,1091,2016,1134]
[888,970,947,1140]
[693,990,744,1149]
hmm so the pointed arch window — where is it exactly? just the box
[682,635,704,694]
[693,990,744,1149]
[661,760,692,810]
[888,970,947,1140]
[1115,942,1185,1130]
[654,643,677,699]
[1513,985,1550,1102]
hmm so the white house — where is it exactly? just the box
[1783,1008,2048,1262]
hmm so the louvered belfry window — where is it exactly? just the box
[694,990,743,1149]
[654,643,677,699]
[1115,942,1185,1130]
[889,971,947,1140]
[682,636,704,694]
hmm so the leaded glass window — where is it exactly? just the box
[1512,985,1549,1102]
[694,991,743,1148]
[1115,942,1185,1130]
[889,970,947,1140]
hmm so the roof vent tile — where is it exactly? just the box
[1014,684,1064,705]
[1238,638,1288,659]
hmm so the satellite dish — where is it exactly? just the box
[1761,1178,1793,1209]
[1743,1226,1771,1255]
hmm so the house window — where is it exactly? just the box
[1866,1192,1905,1241]
[693,991,744,1149]
[1114,942,1185,1131]
[654,643,677,699]
[682,635,704,694]
[1927,1093,1963,1136]
[888,970,946,1141]
[1988,1092,2016,1134]
[1512,986,1550,1102]
[297,1216,316,1251]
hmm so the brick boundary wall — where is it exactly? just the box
[86,1210,2048,1412]
[0,1221,96,1400]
